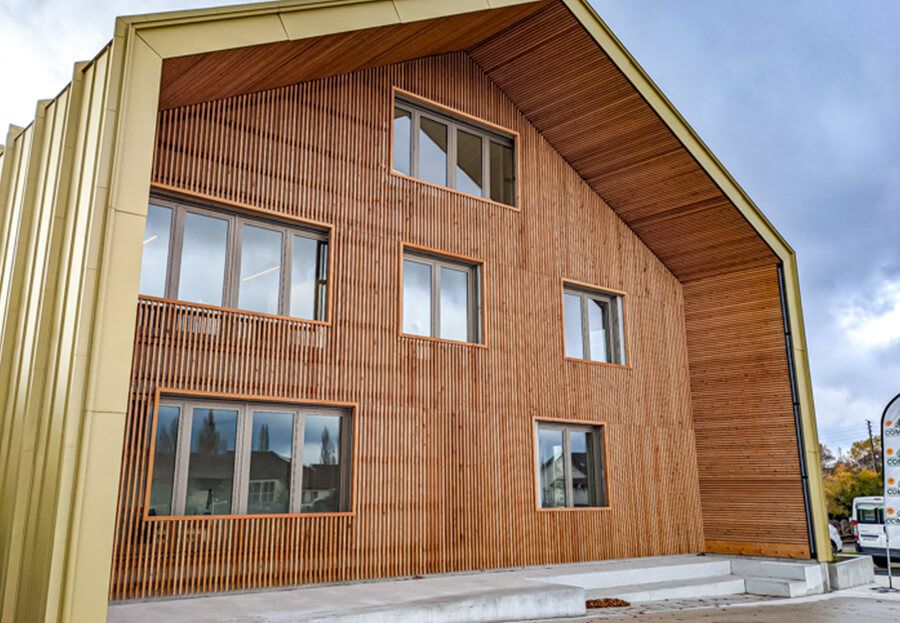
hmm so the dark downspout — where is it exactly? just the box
[776,264,817,559]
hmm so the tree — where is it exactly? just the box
[847,436,881,473]
[320,427,336,465]
[823,464,881,518]
[820,443,836,474]
[258,423,270,452]
[197,411,222,455]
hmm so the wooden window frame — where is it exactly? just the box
[144,192,330,322]
[562,281,628,366]
[147,396,353,520]
[401,245,484,345]
[534,419,609,511]
[391,89,518,208]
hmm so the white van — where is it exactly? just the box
[852,496,897,567]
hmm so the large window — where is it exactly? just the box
[139,195,329,321]
[148,398,352,517]
[563,285,626,365]
[402,248,482,344]
[392,95,516,207]
[536,421,607,509]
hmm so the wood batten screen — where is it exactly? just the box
[111,52,704,600]
[684,265,810,558]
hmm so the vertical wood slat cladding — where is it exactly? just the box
[110,52,705,599]
[683,265,810,559]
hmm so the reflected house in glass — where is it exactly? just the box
[0,0,830,619]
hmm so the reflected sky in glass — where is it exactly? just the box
[393,107,411,176]
[403,259,431,336]
[563,293,583,359]
[587,299,609,362]
[440,266,469,341]
[179,211,229,306]
[418,117,447,186]
[238,224,282,314]
[139,204,172,297]
[538,427,565,508]
[291,235,318,320]
[455,129,482,196]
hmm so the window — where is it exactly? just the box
[857,505,883,524]
[563,285,626,364]
[392,95,516,207]
[139,196,329,321]
[147,398,352,517]
[402,249,481,343]
[536,421,607,509]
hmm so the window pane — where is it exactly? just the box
[290,235,321,320]
[418,117,448,186]
[564,293,584,359]
[393,107,412,176]
[455,129,483,196]
[148,405,180,516]
[139,204,172,297]
[403,259,432,336]
[185,407,237,515]
[587,298,610,363]
[179,211,229,306]
[570,429,601,507]
[238,224,283,314]
[440,266,469,342]
[489,141,515,205]
[248,411,293,514]
[301,415,343,513]
[538,427,566,508]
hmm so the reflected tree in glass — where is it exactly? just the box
[148,405,180,516]
[185,407,237,515]
[248,411,293,514]
[301,415,342,513]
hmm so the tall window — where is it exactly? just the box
[536,421,607,509]
[402,249,481,344]
[148,398,351,517]
[563,285,626,364]
[392,95,516,207]
[139,196,329,321]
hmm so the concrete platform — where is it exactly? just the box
[106,555,828,623]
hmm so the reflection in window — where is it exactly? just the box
[179,212,229,306]
[248,411,293,514]
[455,129,483,196]
[536,422,606,509]
[148,405,180,516]
[185,407,237,515]
[139,204,172,297]
[392,98,516,206]
[392,107,412,176]
[238,224,283,314]
[401,250,480,343]
[562,286,626,365]
[419,117,448,186]
[402,259,432,337]
[301,415,342,514]
[291,234,327,321]
[489,141,515,205]
[440,266,469,342]
[538,427,566,508]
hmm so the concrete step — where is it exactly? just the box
[743,576,809,598]
[730,558,825,595]
[585,574,746,603]
[540,557,732,591]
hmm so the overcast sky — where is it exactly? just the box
[1,0,898,453]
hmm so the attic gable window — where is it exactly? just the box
[392,94,516,207]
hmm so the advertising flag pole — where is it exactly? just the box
[880,393,900,593]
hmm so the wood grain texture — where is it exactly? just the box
[684,265,810,558]
[110,52,705,600]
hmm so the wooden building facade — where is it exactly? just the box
[0,0,828,618]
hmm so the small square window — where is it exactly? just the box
[563,285,626,364]
[536,421,607,509]
[402,248,481,344]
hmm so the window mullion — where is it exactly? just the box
[233,405,250,514]
[173,402,193,516]
[581,295,591,361]
[168,206,186,300]
[292,410,305,513]
[562,427,573,508]
[448,123,456,190]
[282,228,292,317]
[411,110,420,179]
[482,136,490,199]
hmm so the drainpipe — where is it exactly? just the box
[777,264,817,559]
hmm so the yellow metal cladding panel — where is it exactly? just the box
[279,1,399,40]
